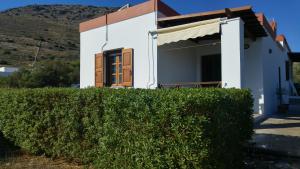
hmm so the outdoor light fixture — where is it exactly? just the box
[269,49,273,54]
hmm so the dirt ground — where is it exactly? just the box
[1,124,300,169]
[1,151,299,169]
[0,151,85,169]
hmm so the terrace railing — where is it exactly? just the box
[158,81,222,89]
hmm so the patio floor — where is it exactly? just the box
[253,112,300,158]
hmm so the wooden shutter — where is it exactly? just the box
[95,53,104,87]
[122,48,133,87]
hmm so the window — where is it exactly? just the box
[107,52,123,86]
[95,48,133,88]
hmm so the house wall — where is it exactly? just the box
[221,18,245,88]
[157,41,197,84]
[244,39,264,114]
[220,17,291,115]
[80,12,157,88]
[260,35,290,114]
[157,40,221,84]
[244,34,290,115]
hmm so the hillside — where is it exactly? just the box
[0,5,118,67]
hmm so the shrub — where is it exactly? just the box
[3,50,11,55]
[0,60,79,88]
[0,88,253,169]
[0,59,8,65]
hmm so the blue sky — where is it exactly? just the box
[0,0,299,51]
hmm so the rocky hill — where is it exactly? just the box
[0,5,118,66]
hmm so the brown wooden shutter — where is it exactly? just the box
[95,53,104,87]
[122,48,133,87]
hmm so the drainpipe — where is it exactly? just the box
[147,32,151,88]
[101,14,108,52]
[148,0,158,88]
[148,31,157,89]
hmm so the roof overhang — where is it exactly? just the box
[80,0,179,33]
[288,52,300,62]
[158,6,267,39]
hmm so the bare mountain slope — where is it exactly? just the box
[0,5,117,66]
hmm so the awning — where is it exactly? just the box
[157,18,221,46]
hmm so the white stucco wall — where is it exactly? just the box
[244,38,264,114]
[157,40,221,84]
[221,18,245,88]
[220,17,292,115]
[244,33,290,115]
[157,41,197,84]
[80,12,157,88]
[260,36,290,114]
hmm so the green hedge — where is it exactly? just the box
[0,88,253,169]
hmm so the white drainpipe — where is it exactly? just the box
[101,14,108,52]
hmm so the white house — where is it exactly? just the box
[80,0,298,115]
[0,67,19,77]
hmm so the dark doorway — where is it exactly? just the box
[201,54,221,82]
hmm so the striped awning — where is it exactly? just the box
[157,18,221,46]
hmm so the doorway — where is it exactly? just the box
[201,54,221,82]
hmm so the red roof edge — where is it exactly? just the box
[256,13,276,39]
[157,0,180,17]
[256,13,293,52]
[79,0,180,32]
[276,35,292,52]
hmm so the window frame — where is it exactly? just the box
[104,49,123,87]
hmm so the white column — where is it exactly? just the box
[221,18,245,88]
